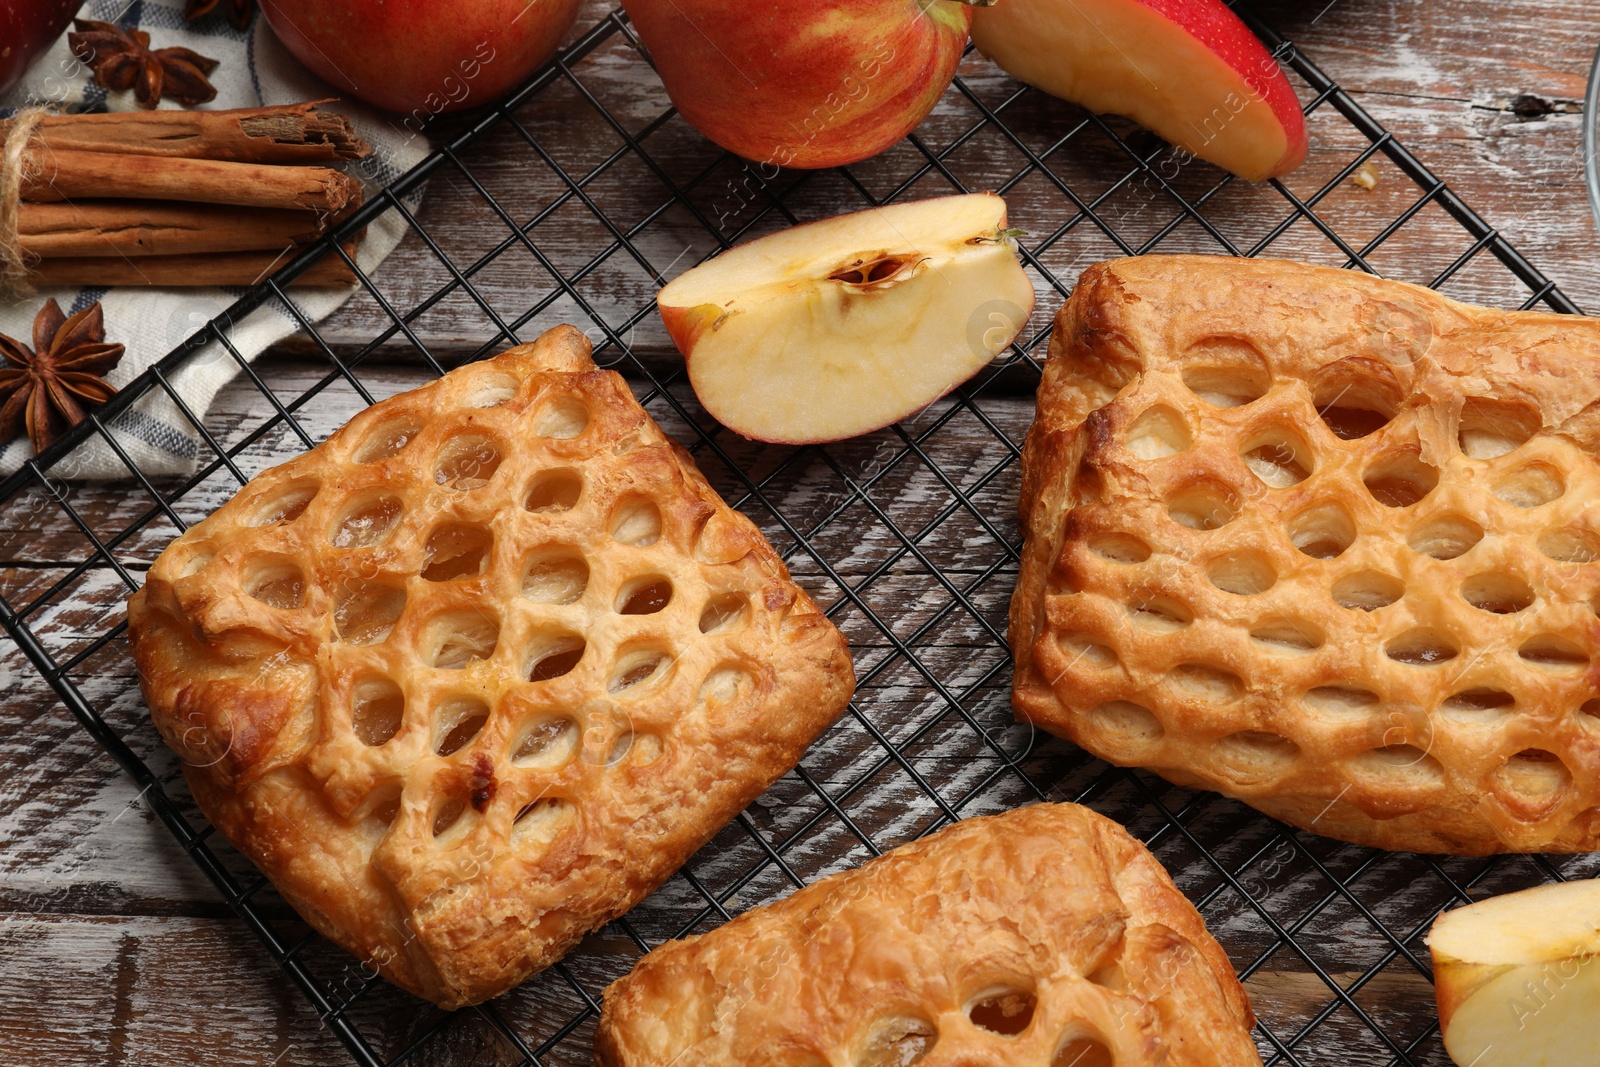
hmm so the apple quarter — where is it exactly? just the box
[657,193,1035,445]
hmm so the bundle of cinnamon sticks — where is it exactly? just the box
[4,103,372,289]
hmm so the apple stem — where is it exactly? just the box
[969,227,1029,246]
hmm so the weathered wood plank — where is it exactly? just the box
[0,361,1035,578]
[282,0,1600,367]
[0,906,1449,1067]
[0,913,419,1066]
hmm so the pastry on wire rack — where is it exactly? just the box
[596,802,1260,1067]
[1012,255,1600,856]
[126,325,855,1008]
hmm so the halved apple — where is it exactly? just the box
[1428,880,1600,1067]
[657,193,1034,444]
[970,0,1308,182]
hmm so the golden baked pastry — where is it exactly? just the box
[127,325,854,1008]
[1013,255,1600,856]
[596,802,1260,1067]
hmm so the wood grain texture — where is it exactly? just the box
[284,0,1600,367]
[4,0,1600,1063]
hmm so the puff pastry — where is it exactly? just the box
[127,325,854,1008]
[596,802,1260,1067]
[1013,255,1600,855]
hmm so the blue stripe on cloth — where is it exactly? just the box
[99,0,143,29]
[68,289,109,315]
[246,17,265,103]
[106,408,201,460]
[142,3,192,30]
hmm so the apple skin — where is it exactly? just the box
[971,0,1308,181]
[0,0,80,97]
[1434,958,1513,1034]
[660,303,724,359]
[259,0,582,115]
[621,0,973,169]
[1134,0,1306,170]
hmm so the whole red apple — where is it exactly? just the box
[622,0,974,169]
[259,0,583,117]
[0,0,80,97]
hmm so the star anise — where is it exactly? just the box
[0,300,126,454]
[185,0,255,31]
[68,19,220,110]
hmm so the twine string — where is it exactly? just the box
[0,107,50,300]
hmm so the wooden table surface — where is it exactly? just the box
[4,1,1600,1064]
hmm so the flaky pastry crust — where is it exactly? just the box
[596,803,1260,1067]
[127,325,854,1007]
[1013,255,1600,855]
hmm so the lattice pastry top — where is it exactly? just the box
[596,802,1260,1067]
[127,326,854,1008]
[1012,255,1600,855]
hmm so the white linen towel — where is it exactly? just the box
[0,0,430,479]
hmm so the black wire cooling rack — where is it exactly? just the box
[1,4,1594,1065]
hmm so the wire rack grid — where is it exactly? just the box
[0,4,1593,1065]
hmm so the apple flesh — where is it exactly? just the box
[259,0,582,116]
[1428,880,1600,1067]
[621,0,972,169]
[970,0,1307,182]
[658,193,1034,444]
[0,0,80,97]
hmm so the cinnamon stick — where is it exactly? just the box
[26,244,361,288]
[21,149,363,215]
[18,200,336,258]
[2,103,370,164]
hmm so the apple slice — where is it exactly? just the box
[1428,880,1600,1067]
[970,0,1308,182]
[658,193,1034,444]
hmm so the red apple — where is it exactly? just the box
[621,0,974,169]
[970,0,1308,181]
[258,0,583,116]
[0,0,80,97]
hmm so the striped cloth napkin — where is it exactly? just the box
[0,0,430,480]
